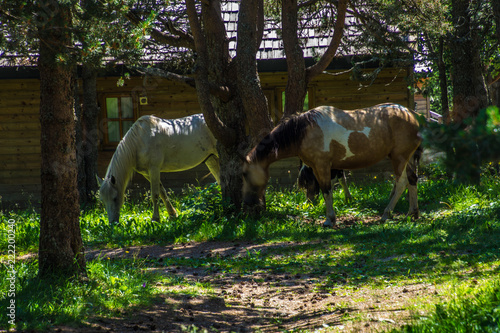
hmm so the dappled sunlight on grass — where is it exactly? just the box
[1,165,500,331]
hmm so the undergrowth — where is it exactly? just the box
[1,164,499,331]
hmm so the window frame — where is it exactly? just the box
[100,94,138,149]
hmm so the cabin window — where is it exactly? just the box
[101,95,137,147]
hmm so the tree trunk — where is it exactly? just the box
[77,65,100,206]
[282,0,308,117]
[437,37,450,122]
[450,0,489,123]
[493,0,500,43]
[237,0,273,145]
[282,0,347,117]
[187,0,250,210]
[38,5,86,278]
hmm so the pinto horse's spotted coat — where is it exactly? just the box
[243,103,422,227]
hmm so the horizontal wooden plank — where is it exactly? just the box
[0,107,40,116]
[0,130,40,139]
[315,87,407,100]
[0,114,39,123]
[259,68,409,87]
[0,89,40,101]
[0,79,40,90]
[0,145,41,155]
[313,78,407,90]
[0,160,40,171]
[0,121,40,131]
[0,176,40,186]
[0,169,40,181]
[0,153,41,165]
[0,138,40,147]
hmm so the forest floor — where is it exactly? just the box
[53,240,441,333]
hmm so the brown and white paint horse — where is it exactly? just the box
[243,103,422,227]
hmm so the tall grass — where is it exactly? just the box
[0,256,159,331]
[396,280,500,333]
[1,164,499,331]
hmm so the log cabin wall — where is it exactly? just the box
[0,67,412,207]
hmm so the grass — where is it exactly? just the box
[1,163,499,331]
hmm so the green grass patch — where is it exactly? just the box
[396,279,500,332]
[1,166,499,331]
[0,256,159,331]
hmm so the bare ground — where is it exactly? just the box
[51,240,441,333]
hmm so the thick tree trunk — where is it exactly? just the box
[78,65,100,206]
[187,0,251,210]
[237,0,272,145]
[38,5,86,278]
[493,0,500,43]
[282,0,347,117]
[282,0,308,117]
[437,38,450,122]
[450,0,489,123]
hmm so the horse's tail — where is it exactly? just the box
[407,144,423,185]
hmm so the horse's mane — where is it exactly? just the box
[105,117,150,191]
[250,110,318,162]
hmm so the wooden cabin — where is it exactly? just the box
[0,2,417,207]
[0,63,414,207]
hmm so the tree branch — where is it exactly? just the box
[126,10,195,49]
[186,0,236,146]
[306,0,347,79]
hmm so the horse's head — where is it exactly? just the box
[97,175,123,225]
[242,158,269,214]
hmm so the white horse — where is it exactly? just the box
[97,114,220,224]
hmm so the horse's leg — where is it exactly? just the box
[149,168,161,222]
[159,183,178,218]
[406,159,420,219]
[307,182,320,202]
[381,163,409,221]
[204,155,221,184]
[337,171,352,203]
[316,167,336,227]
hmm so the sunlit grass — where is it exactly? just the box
[0,257,159,331]
[0,163,499,331]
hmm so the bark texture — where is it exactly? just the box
[282,0,347,117]
[450,0,489,123]
[77,65,100,206]
[38,5,86,277]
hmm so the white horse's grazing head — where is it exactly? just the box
[242,158,269,213]
[97,175,123,225]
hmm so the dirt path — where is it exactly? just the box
[54,241,438,332]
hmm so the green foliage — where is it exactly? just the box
[0,0,149,68]
[1,173,500,331]
[421,106,500,184]
[396,281,500,333]
[0,256,158,331]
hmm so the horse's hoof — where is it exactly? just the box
[322,219,335,228]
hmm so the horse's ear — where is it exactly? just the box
[96,175,104,187]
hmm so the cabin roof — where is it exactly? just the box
[0,1,378,76]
